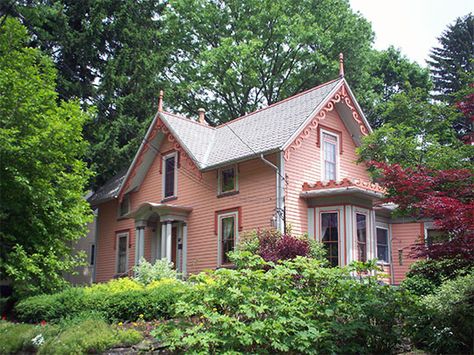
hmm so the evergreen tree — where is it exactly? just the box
[428,13,473,104]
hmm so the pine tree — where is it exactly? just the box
[428,14,473,104]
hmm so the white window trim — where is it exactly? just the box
[162,151,178,199]
[320,129,340,182]
[217,211,239,266]
[217,165,239,195]
[116,232,129,274]
[315,206,345,266]
[375,223,391,265]
[353,208,371,262]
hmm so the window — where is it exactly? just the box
[376,228,389,263]
[218,213,237,264]
[116,233,129,274]
[118,195,130,217]
[90,244,95,266]
[219,166,238,194]
[356,213,367,262]
[426,229,446,247]
[321,212,339,267]
[322,132,338,181]
[163,152,177,199]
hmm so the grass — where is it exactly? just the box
[0,315,143,355]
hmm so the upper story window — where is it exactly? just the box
[376,227,389,263]
[356,213,367,262]
[218,165,238,195]
[218,211,238,265]
[118,194,130,217]
[321,131,339,181]
[162,152,178,199]
[321,212,339,267]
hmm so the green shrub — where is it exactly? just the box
[409,273,474,354]
[401,257,473,296]
[15,278,188,323]
[133,257,177,284]
[39,319,142,354]
[152,255,415,354]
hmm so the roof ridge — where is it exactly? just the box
[216,78,342,129]
[162,111,216,130]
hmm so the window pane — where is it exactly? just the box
[165,156,175,197]
[90,244,95,265]
[321,212,338,266]
[117,236,127,273]
[323,134,337,181]
[376,228,388,262]
[426,229,446,247]
[221,167,235,192]
[356,214,367,262]
[221,216,235,263]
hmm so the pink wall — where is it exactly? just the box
[284,109,371,235]
[95,137,278,281]
[391,222,424,284]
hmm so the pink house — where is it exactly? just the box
[89,73,429,284]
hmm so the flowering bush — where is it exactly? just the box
[152,256,415,354]
[238,229,327,264]
[133,257,177,284]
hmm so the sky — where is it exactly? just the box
[349,0,473,67]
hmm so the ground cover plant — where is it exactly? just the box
[0,313,142,354]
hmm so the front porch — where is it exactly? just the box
[126,202,193,275]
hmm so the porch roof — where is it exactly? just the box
[124,202,193,222]
[300,178,385,200]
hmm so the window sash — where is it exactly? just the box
[322,132,338,181]
[220,167,236,193]
[117,236,128,274]
[321,212,339,267]
[164,156,175,198]
[220,215,236,264]
[376,228,389,263]
[356,213,367,262]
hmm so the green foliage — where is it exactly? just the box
[358,88,473,171]
[409,273,474,354]
[152,256,415,354]
[10,0,168,187]
[15,277,188,323]
[0,316,142,355]
[133,257,178,285]
[428,13,473,105]
[401,257,474,296]
[0,18,93,298]
[163,0,374,124]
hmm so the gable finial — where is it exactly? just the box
[339,53,344,78]
[158,90,164,112]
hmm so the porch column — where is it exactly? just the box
[134,221,146,265]
[166,221,172,263]
[182,223,188,276]
[161,222,167,260]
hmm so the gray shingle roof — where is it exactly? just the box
[90,79,342,203]
[161,78,341,170]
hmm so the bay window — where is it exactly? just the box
[321,212,339,267]
[356,213,367,262]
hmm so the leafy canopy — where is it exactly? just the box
[0,18,93,297]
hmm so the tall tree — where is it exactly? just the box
[358,88,473,171]
[428,13,473,105]
[358,47,431,128]
[162,0,374,123]
[0,18,93,297]
[7,0,167,187]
